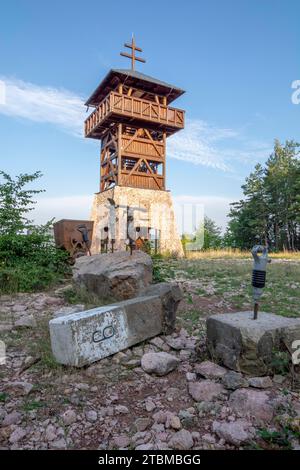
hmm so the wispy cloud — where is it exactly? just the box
[0,76,271,170]
[169,119,271,172]
[0,76,86,137]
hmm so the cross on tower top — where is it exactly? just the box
[120,35,146,71]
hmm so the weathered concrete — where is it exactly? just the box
[90,186,184,257]
[142,282,183,333]
[73,251,153,301]
[207,311,300,376]
[49,295,163,367]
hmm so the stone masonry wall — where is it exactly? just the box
[90,186,183,257]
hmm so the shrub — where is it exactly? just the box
[0,171,69,294]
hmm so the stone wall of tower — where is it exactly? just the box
[90,186,183,257]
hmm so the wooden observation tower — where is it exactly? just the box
[84,37,185,192]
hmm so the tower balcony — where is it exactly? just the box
[84,91,185,139]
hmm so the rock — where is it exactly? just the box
[50,295,164,367]
[9,427,26,444]
[134,418,151,432]
[76,383,89,391]
[141,352,179,376]
[135,443,154,450]
[165,337,185,350]
[169,415,181,430]
[194,360,227,380]
[186,372,196,382]
[2,411,22,426]
[212,419,254,446]
[188,380,226,402]
[145,400,156,412]
[169,429,193,450]
[229,388,273,424]
[45,424,57,442]
[207,312,300,376]
[166,387,180,401]
[61,409,77,426]
[197,401,222,417]
[273,374,286,384]
[202,433,216,444]
[149,337,165,349]
[14,315,37,328]
[53,305,85,318]
[85,410,98,422]
[115,405,129,414]
[141,282,183,333]
[178,410,196,428]
[0,323,13,332]
[73,251,153,301]
[5,381,33,396]
[50,438,67,449]
[123,358,141,368]
[248,376,272,389]
[12,304,27,313]
[222,371,248,390]
[113,435,130,448]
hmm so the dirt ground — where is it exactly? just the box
[0,257,300,450]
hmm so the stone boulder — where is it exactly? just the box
[141,352,179,376]
[222,371,249,390]
[212,419,254,446]
[188,380,226,402]
[229,388,273,424]
[73,251,153,301]
[169,429,193,450]
[194,360,227,380]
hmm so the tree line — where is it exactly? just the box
[183,140,300,252]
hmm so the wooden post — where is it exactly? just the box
[162,131,166,190]
[117,123,122,186]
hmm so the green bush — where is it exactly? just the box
[0,230,69,294]
[0,171,69,294]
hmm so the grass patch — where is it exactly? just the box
[0,392,8,402]
[22,400,46,412]
[63,286,116,310]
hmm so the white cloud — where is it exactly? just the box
[169,119,271,171]
[0,80,6,105]
[0,77,86,136]
[0,76,271,170]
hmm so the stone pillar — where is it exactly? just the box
[90,186,183,257]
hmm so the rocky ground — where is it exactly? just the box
[0,257,300,450]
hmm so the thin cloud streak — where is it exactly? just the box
[0,76,86,137]
[0,77,271,171]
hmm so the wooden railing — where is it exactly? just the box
[85,92,185,137]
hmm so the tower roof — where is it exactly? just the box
[85,68,185,107]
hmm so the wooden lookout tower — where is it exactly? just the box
[84,37,185,192]
[87,38,185,256]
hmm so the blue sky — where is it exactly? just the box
[0,0,299,230]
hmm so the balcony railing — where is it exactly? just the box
[84,92,185,137]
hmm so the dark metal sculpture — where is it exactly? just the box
[251,244,271,319]
[77,224,92,256]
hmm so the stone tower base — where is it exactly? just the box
[90,186,183,257]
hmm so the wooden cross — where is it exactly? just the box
[120,35,146,71]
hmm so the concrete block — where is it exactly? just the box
[49,295,163,367]
[206,312,300,376]
[142,282,183,333]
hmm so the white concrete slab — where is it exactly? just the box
[49,295,163,367]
